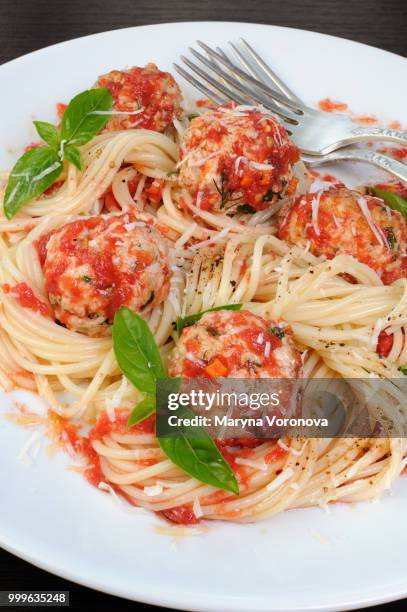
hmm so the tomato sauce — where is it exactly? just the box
[56,103,67,121]
[265,444,288,464]
[89,410,156,442]
[2,283,50,317]
[318,98,348,113]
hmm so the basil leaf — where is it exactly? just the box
[187,113,200,120]
[158,406,239,494]
[176,304,242,335]
[400,366,407,375]
[63,144,83,171]
[371,188,407,219]
[127,394,156,428]
[3,147,63,220]
[112,307,165,395]
[34,121,61,150]
[61,88,113,146]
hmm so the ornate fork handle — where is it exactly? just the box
[303,149,407,183]
[350,126,407,147]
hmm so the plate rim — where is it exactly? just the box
[0,21,406,611]
[2,530,407,612]
[0,20,406,75]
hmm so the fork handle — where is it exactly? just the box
[304,149,407,183]
[350,126,407,147]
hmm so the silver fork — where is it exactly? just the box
[222,39,407,183]
[174,41,407,182]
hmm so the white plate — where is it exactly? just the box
[0,22,406,612]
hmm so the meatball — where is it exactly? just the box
[278,187,407,285]
[96,63,183,133]
[168,309,302,378]
[39,212,170,336]
[178,104,300,214]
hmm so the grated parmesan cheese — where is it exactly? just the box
[90,107,145,116]
[186,352,206,366]
[143,485,163,497]
[190,150,221,167]
[311,190,322,236]
[175,223,198,248]
[248,160,275,171]
[189,227,230,250]
[356,196,387,248]
[277,438,291,452]
[124,221,146,231]
[18,430,43,466]
[105,376,128,421]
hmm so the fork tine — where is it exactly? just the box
[196,40,304,114]
[238,39,303,105]
[173,63,226,106]
[179,55,252,106]
[228,41,269,84]
[228,42,296,116]
[216,46,249,87]
[187,47,299,124]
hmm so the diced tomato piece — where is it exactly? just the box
[160,505,200,525]
[204,357,228,378]
[318,98,348,113]
[377,331,393,358]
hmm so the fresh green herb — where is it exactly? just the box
[3,147,63,220]
[127,394,156,428]
[112,307,239,494]
[63,144,83,171]
[33,121,61,150]
[213,175,228,209]
[81,275,92,283]
[371,187,407,219]
[213,173,240,210]
[264,188,282,201]
[112,307,165,396]
[3,88,113,219]
[158,406,239,494]
[264,179,286,202]
[236,204,255,215]
[176,304,243,335]
[270,326,285,339]
[385,227,397,250]
[60,88,113,146]
[187,113,200,121]
[400,365,407,375]
[166,170,179,177]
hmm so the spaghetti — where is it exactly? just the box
[0,62,406,525]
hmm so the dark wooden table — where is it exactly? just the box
[1,0,406,610]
